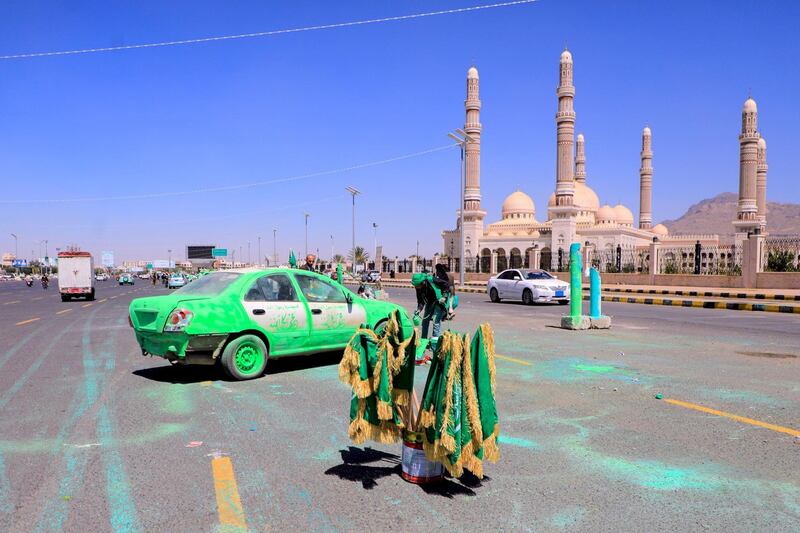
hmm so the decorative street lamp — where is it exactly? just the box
[447,128,474,288]
[345,186,361,274]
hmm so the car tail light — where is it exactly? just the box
[164,308,194,332]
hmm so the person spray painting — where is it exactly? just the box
[411,264,457,364]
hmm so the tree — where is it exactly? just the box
[333,254,345,264]
[348,246,369,266]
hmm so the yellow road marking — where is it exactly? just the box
[56,309,73,315]
[3,300,20,305]
[496,354,532,366]
[98,298,108,303]
[82,303,93,308]
[15,318,40,326]
[211,456,248,531]
[664,398,800,437]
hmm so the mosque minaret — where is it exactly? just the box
[638,126,653,230]
[734,96,761,239]
[441,48,763,273]
[575,133,586,184]
[553,49,577,209]
[756,137,768,229]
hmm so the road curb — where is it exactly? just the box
[369,282,800,313]
[595,287,800,302]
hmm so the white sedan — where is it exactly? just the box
[487,269,570,305]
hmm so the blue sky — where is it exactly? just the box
[1,0,798,262]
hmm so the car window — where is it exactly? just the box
[511,271,522,280]
[252,274,297,302]
[526,271,554,280]
[498,271,511,280]
[294,274,346,303]
[174,272,241,295]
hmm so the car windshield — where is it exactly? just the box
[174,272,240,295]
[525,271,553,280]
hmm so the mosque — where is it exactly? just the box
[441,50,768,272]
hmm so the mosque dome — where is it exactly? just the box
[652,223,669,236]
[613,204,635,226]
[560,49,572,63]
[547,182,600,212]
[743,97,757,113]
[596,205,617,224]
[502,190,535,219]
[467,65,479,79]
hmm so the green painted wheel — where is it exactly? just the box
[221,334,268,380]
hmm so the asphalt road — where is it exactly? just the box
[0,280,798,532]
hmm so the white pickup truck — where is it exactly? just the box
[58,251,95,301]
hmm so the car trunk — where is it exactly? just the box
[130,294,210,332]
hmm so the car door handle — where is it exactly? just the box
[311,308,322,315]
[252,309,265,315]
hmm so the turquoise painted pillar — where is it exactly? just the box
[569,243,582,319]
[590,267,601,318]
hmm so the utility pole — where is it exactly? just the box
[345,186,361,274]
[10,233,17,260]
[273,228,277,266]
[247,241,251,265]
[258,236,261,268]
[304,213,310,256]
[168,249,172,270]
[330,235,334,263]
[372,223,378,271]
[447,129,474,288]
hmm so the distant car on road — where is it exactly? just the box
[167,274,187,289]
[119,274,135,286]
[138,273,150,280]
[128,268,412,380]
[0,274,14,281]
[95,273,108,281]
[488,268,570,305]
[361,270,381,283]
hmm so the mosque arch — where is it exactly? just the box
[495,247,508,272]
[509,248,523,269]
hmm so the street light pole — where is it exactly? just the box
[345,186,361,274]
[447,129,474,288]
[273,228,277,266]
[372,223,378,271]
[247,241,251,266]
[330,235,334,263]
[168,249,172,270]
[10,233,17,260]
[304,213,310,256]
[258,236,261,268]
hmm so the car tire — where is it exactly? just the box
[489,287,501,303]
[522,289,533,305]
[558,299,569,305]
[221,334,268,380]
[88,288,95,301]
[61,294,69,302]
[373,318,388,336]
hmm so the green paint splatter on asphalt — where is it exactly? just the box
[550,506,586,528]
[498,435,539,449]
[573,364,615,373]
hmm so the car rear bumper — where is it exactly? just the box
[60,287,91,294]
[135,331,228,362]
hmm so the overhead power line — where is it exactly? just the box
[0,0,539,60]
[0,143,457,204]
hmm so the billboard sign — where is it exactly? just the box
[101,251,114,268]
[187,245,215,260]
[12,259,28,267]
[212,248,228,257]
[152,260,175,269]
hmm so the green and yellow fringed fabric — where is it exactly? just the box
[418,324,500,478]
[338,313,416,445]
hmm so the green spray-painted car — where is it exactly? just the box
[128,268,412,380]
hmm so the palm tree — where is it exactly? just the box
[348,246,369,267]
[332,254,345,264]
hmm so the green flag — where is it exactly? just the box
[336,263,343,284]
[418,324,500,478]
[289,250,297,268]
[338,312,416,445]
